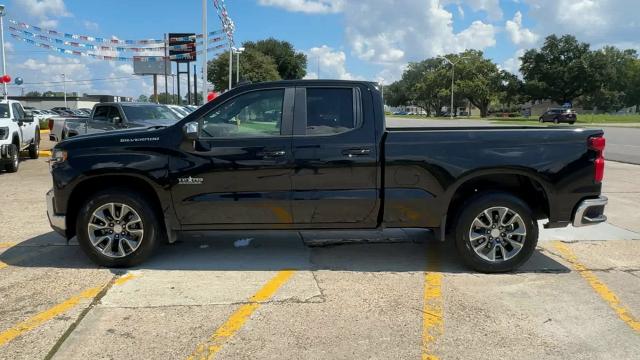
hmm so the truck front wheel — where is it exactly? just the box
[76,189,161,267]
[453,192,538,273]
[4,144,19,172]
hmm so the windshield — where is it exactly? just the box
[0,104,9,118]
[121,105,179,122]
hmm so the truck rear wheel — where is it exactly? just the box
[76,189,161,267]
[453,192,538,273]
[4,144,19,173]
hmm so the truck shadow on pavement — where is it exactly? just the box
[1,231,570,274]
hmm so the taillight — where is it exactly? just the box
[48,119,54,131]
[589,136,605,182]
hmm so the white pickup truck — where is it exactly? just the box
[0,100,40,172]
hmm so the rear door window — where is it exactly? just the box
[305,88,356,135]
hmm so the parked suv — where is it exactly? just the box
[0,100,40,172]
[539,108,577,124]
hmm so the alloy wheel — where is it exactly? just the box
[87,202,144,258]
[468,207,527,262]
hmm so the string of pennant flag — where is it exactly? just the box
[8,19,225,46]
[9,26,225,53]
[213,0,235,45]
[10,33,228,62]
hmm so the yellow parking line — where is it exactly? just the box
[186,270,296,360]
[39,150,51,157]
[0,273,137,347]
[554,241,640,333]
[422,247,443,360]
[0,242,17,248]
[39,130,49,134]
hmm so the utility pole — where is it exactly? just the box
[61,73,67,108]
[233,47,244,85]
[202,0,208,102]
[0,5,8,100]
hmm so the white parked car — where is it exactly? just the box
[0,100,40,172]
[167,105,190,118]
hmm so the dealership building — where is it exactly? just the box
[8,94,134,110]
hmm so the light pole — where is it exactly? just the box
[233,47,245,85]
[61,73,67,108]
[228,45,232,90]
[439,55,468,120]
[0,4,8,100]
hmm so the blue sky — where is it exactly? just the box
[5,0,640,97]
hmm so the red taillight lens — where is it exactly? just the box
[48,119,54,131]
[594,157,604,182]
[589,136,605,183]
[589,137,605,152]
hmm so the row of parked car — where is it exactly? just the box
[46,103,196,142]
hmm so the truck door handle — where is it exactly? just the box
[342,148,371,157]
[262,150,286,158]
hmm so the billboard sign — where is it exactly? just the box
[133,57,172,76]
[169,33,196,63]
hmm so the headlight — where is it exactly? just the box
[0,126,8,140]
[50,149,68,164]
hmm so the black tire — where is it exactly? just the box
[538,117,544,123]
[453,192,538,273]
[569,122,575,125]
[553,117,559,124]
[28,130,40,159]
[4,144,19,173]
[76,189,162,267]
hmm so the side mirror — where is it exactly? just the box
[20,115,34,124]
[113,116,122,124]
[183,121,198,140]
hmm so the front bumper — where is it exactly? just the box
[46,189,66,237]
[573,196,608,227]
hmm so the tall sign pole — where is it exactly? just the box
[0,8,7,100]
[202,0,208,102]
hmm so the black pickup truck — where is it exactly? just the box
[47,80,608,272]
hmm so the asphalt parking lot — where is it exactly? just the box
[1,134,639,359]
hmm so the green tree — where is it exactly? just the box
[207,47,281,91]
[137,94,149,102]
[25,91,42,97]
[580,46,638,112]
[454,50,503,117]
[244,38,307,79]
[498,70,524,111]
[520,34,601,105]
[149,92,181,104]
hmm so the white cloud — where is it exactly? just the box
[344,0,496,66]
[505,11,538,46]
[444,0,503,20]
[501,49,526,76]
[83,20,99,31]
[257,0,344,14]
[523,0,640,49]
[304,45,359,80]
[15,0,72,29]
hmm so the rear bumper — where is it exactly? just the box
[46,189,66,237]
[573,196,607,227]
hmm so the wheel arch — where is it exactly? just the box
[442,169,551,235]
[65,174,172,240]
